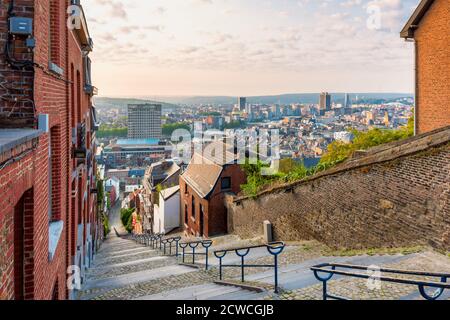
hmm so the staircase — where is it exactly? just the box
[78,230,269,300]
[136,283,267,300]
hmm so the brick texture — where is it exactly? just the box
[181,164,246,237]
[0,0,98,300]
[227,130,450,251]
[415,0,450,134]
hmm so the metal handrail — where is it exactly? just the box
[179,240,213,270]
[213,242,285,293]
[311,263,450,300]
[130,233,213,269]
[160,236,182,256]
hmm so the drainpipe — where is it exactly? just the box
[414,40,418,136]
[405,37,418,136]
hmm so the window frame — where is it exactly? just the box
[221,177,232,191]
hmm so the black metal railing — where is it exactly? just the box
[150,234,164,249]
[179,240,213,270]
[160,236,182,256]
[213,242,285,293]
[132,233,184,257]
[128,233,215,271]
[310,263,450,300]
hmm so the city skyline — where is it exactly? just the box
[84,0,420,97]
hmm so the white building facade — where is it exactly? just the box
[153,186,181,234]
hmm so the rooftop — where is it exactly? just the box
[400,0,435,39]
[181,141,241,198]
[160,185,180,201]
[116,138,160,146]
[0,129,42,154]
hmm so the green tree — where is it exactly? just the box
[97,126,128,138]
[162,123,191,137]
[320,123,413,166]
[224,120,247,129]
[240,119,414,197]
[120,208,135,233]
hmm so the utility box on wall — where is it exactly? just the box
[9,17,33,36]
[38,114,49,133]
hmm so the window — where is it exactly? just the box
[48,130,52,221]
[221,177,232,190]
[83,56,95,95]
[49,0,61,66]
[49,126,61,222]
[84,56,92,87]
[70,64,75,127]
[76,70,81,124]
[184,205,188,225]
[191,196,196,221]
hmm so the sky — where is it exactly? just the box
[82,0,421,97]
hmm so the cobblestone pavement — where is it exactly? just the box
[93,250,161,267]
[86,257,175,280]
[78,208,449,301]
[263,251,450,300]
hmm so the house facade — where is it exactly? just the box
[0,1,99,300]
[153,186,181,234]
[401,0,450,134]
[141,160,181,233]
[180,142,246,237]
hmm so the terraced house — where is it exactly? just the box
[180,141,247,237]
[0,0,99,300]
[401,0,450,134]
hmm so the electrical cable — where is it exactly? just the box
[0,145,37,171]
[2,0,36,120]
[8,0,15,16]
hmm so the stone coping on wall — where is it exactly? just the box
[233,125,450,202]
[0,129,42,155]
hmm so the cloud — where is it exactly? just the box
[93,0,128,19]
[84,0,415,95]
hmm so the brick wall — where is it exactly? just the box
[0,0,98,300]
[181,164,247,237]
[227,128,450,251]
[0,0,35,128]
[0,139,37,300]
[415,0,450,134]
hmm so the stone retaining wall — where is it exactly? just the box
[227,127,450,250]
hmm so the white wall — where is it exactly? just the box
[153,191,180,234]
[153,204,161,233]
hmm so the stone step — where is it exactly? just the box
[197,246,297,266]
[209,290,266,300]
[135,283,261,300]
[95,247,155,261]
[87,256,172,273]
[243,254,412,291]
[97,246,145,256]
[98,242,144,252]
[83,264,198,291]
[93,250,159,267]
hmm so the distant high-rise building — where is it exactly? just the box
[293,105,302,116]
[384,112,391,127]
[344,93,351,108]
[128,104,162,139]
[238,97,247,111]
[271,105,281,119]
[319,92,331,113]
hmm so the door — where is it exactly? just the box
[199,204,204,237]
[13,195,25,300]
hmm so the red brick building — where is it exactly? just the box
[0,1,99,300]
[401,0,450,134]
[180,142,246,237]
